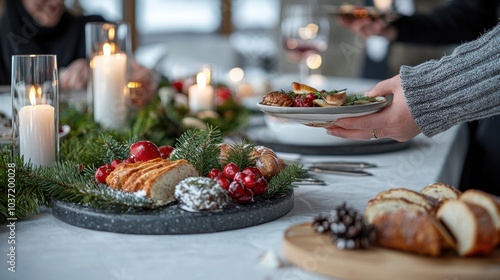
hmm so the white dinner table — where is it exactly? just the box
[0,128,469,280]
[0,75,470,280]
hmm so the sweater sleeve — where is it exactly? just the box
[400,24,500,137]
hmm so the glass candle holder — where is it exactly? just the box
[11,54,59,167]
[86,22,130,129]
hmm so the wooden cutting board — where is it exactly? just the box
[283,223,500,280]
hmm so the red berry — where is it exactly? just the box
[110,159,121,169]
[233,172,245,183]
[228,181,246,199]
[242,167,263,178]
[172,80,184,93]
[129,140,161,162]
[216,176,231,190]
[94,164,112,184]
[158,145,174,159]
[242,173,257,189]
[208,169,222,179]
[228,181,254,204]
[252,177,269,196]
[305,93,316,101]
[216,87,232,105]
[223,163,239,180]
[122,157,135,164]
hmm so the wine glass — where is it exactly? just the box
[281,0,329,82]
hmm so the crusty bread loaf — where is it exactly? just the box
[372,209,444,256]
[437,200,497,257]
[420,182,462,201]
[106,159,199,205]
[376,188,438,212]
[459,190,500,245]
[364,197,428,224]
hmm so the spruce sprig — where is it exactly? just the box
[169,125,223,176]
[0,150,50,223]
[264,163,307,198]
[223,140,256,169]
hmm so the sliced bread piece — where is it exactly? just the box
[420,182,462,201]
[106,158,164,189]
[459,189,500,245]
[437,200,497,256]
[141,159,199,205]
[364,197,428,224]
[376,188,438,212]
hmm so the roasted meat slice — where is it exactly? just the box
[261,91,294,107]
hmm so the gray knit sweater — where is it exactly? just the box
[400,23,500,137]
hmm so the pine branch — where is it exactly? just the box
[169,126,223,176]
[224,140,256,170]
[264,164,307,199]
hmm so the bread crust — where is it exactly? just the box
[459,190,500,246]
[364,197,428,224]
[420,183,462,201]
[376,188,439,213]
[372,210,443,256]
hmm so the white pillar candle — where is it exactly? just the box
[92,43,127,128]
[19,86,56,166]
[188,72,214,113]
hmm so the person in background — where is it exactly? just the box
[337,0,500,194]
[0,0,157,96]
[326,23,500,195]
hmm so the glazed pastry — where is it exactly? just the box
[106,158,199,205]
[251,146,285,179]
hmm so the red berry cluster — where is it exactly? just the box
[293,93,316,107]
[208,163,269,204]
[94,140,174,184]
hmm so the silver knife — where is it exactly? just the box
[308,167,373,177]
[309,161,377,169]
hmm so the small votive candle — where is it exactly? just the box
[188,72,214,113]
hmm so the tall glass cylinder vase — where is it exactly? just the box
[86,22,130,129]
[11,54,59,167]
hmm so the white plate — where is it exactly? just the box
[263,115,360,145]
[257,95,390,127]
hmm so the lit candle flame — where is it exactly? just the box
[196,72,207,90]
[103,43,111,56]
[29,86,37,106]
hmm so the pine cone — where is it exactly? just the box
[312,203,376,250]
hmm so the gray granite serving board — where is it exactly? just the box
[51,190,293,234]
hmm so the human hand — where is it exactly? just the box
[128,61,159,107]
[59,59,88,91]
[337,16,396,40]
[325,75,420,142]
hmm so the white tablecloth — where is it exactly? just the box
[0,123,469,280]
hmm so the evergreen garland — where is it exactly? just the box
[0,96,303,223]
[169,125,223,176]
[264,164,308,199]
